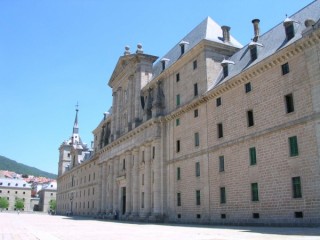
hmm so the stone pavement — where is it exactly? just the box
[0,212,319,240]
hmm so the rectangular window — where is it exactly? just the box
[176,73,180,82]
[223,65,228,78]
[292,176,302,198]
[217,123,223,138]
[194,132,200,147]
[194,83,198,96]
[250,46,257,61]
[177,167,181,180]
[176,94,180,106]
[289,136,299,157]
[177,193,181,206]
[152,146,155,159]
[123,159,126,170]
[219,156,225,172]
[245,82,252,93]
[216,97,221,107]
[251,183,259,201]
[196,190,201,205]
[282,62,290,75]
[247,110,254,127]
[253,213,260,219]
[221,214,226,219]
[285,93,294,113]
[142,174,144,186]
[141,192,144,208]
[285,24,295,40]
[295,212,303,218]
[193,60,197,70]
[194,109,198,118]
[220,187,226,204]
[195,162,200,177]
[176,118,180,126]
[180,44,185,55]
[176,140,181,153]
[249,147,257,165]
[161,61,165,71]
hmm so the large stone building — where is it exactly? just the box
[57,1,320,225]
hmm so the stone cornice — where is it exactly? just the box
[98,118,161,155]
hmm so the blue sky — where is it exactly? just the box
[0,0,314,175]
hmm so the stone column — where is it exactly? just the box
[101,162,107,212]
[133,74,141,128]
[144,144,151,216]
[108,160,114,210]
[113,157,119,211]
[125,152,132,215]
[115,88,121,138]
[153,139,161,215]
[131,148,139,216]
[127,76,133,130]
[111,92,117,141]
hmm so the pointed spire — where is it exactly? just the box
[73,102,79,134]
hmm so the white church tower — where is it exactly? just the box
[58,105,92,176]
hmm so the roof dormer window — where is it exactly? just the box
[248,42,263,62]
[179,41,189,56]
[250,46,257,61]
[283,17,298,41]
[221,59,235,78]
[161,58,170,71]
[223,65,228,78]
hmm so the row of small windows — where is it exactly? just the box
[71,172,96,187]
[177,137,298,175]
[0,190,26,194]
[0,182,27,187]
[74,201,95,210]
[176,211,304,220]
[175,93,295,148]
[178,132,298,154]
[176,176,302,207]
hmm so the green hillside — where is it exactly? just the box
[0,155,57,179]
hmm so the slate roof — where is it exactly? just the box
[152,16,243,79]
[42,181,57,191]
[0,178,31,189]
[211,0,320,89]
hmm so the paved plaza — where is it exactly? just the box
[0,212,319,240]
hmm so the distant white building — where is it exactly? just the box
[38,181,57,213]
[0,178,32,211]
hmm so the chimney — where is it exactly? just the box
[221,26,231,42]
[252,19,260,42]
[304,19,315,28]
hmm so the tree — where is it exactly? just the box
[0,197,9,211]
[49,199,56,212]
[14,198,24,211]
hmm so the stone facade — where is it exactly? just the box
[0,178,32,211]
[38,182,57,213]
[57,1,320,225]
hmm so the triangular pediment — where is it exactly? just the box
[108,53,158,88]
[108,54,136,88]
